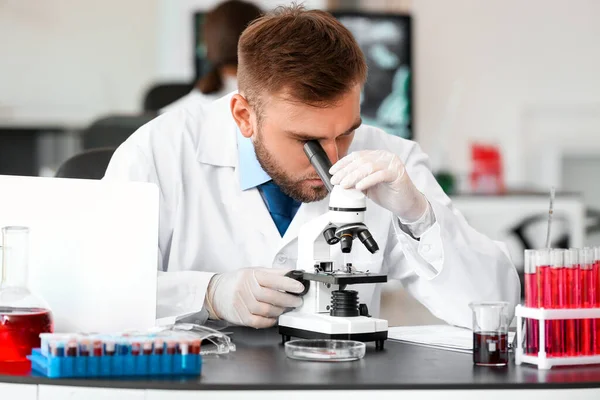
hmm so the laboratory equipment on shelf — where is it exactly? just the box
[0,226,53,367]
[278,141,388,350]
[469,301,509,367]
[516,246,600,369]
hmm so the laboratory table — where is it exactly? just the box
[1,327,600,400]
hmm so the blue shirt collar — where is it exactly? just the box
[237,129,272,190]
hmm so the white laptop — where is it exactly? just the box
[0,175,159,333]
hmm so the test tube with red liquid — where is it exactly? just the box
[550,249,566,357]
[565,248,581,356]
[536,249,552,355]
[524,249,538,355]
[580,248,595,355]
[595,246,600,354]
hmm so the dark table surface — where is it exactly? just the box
[1,327,600,391]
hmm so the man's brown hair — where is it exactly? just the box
[237,4,367,109]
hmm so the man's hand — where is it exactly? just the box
[204,267,304,329]
[330,150,428,223]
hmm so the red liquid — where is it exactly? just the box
[538,265,553,355]
[566,267,581,356]
[473,332,508,366]
[190,340,201,355]
[524,272,538,354]
[551,267,566,356]
[93,342,103,357]
[0,307,53,365]
[596,262,600,353]
[582,268,595,355]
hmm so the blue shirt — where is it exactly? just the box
[237,130,301,236]
[237,130,271,190]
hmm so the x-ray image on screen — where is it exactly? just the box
[333,12,413,139]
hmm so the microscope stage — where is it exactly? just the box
[303,272,387,285]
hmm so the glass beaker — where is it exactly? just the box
[469,301,509,366]
[0,226,53,366]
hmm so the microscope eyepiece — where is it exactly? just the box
[358,229,379,254]
[304,141,334,192]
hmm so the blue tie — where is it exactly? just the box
[259,181,301,236]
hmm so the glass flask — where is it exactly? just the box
[0,226,54,367]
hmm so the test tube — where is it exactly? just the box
[92,340,103,357]
[179,341,189,370]
[166,341,177,355]
[190,339,201,355]
[104,340,116,357]
[51,341,65,357]
[595,246,600,354]
[79,340,90,357]
[66,340,78,357]
[565,248,581,356]
[142,340,153,355]
[536,249,552,355]
[131,342,141,356]
[580,248,595,355]
[551,249,566,356]
[154,339,164,355]
[524,250,538,355]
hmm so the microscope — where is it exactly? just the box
[278,141,388,350]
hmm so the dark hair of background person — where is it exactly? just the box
[196,0,263,94]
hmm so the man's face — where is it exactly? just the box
[250,85,362,203]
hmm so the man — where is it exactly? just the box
[104,5,520,329]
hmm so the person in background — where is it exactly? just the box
[160,0,263,114]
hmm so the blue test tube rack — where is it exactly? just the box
[27,348,201,379]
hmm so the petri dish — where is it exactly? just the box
[284,339,366,362]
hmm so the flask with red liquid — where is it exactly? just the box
[0,226,53,371]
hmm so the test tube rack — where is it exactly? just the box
[27,348,202,378]
[515,305,600,369]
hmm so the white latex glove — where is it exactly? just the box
[330,150,428,223]
[204,268,305,329]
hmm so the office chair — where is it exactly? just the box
[55,148,116,180]
[81,114,156,150]
[142,82,195,112]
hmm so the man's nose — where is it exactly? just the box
[321,140,339,166]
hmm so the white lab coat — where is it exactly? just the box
[103,92,520,328]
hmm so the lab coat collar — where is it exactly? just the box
[194,92,238,167]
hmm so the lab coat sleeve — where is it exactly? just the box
[103,139,215,324]
[384,142,521,328]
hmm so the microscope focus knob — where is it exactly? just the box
[285,270,310,296]
[359,303,370,317]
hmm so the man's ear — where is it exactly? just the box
[230,94,254,138]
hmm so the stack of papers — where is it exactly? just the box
[388,325,515,354]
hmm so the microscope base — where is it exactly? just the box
[279,313,388,350]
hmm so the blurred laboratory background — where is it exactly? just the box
[1,0,598,324]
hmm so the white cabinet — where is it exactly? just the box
[38,385,145,400]
[0,383,37,400]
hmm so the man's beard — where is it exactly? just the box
[253,131,329,203]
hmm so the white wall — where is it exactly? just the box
[0,0,159,127]
[411,0,600,188]
[3,0,600,189]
